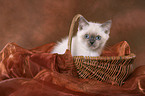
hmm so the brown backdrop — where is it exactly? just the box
[0,0,145,68]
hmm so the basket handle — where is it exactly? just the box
[68,14,82,51]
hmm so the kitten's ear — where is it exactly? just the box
[101,20,112,34]
[78,16,89,30]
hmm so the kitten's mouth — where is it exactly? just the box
[89,44,98,50]
[89,43,101,50]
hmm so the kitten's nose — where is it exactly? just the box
[90,36,95,45]
[90,41,94,45]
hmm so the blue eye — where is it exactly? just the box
[85,34,89,39]
[96,35,101,40]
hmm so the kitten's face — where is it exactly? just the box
[77,16,112,50]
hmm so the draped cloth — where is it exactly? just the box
[0,41,145,96]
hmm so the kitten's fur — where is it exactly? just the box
[51,16,112,56]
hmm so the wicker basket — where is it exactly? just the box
[67,14,136,86]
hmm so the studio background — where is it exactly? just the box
[0,0,145,68]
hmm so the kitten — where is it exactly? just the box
[51,16,112,56]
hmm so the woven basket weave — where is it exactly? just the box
[67,14,136,86]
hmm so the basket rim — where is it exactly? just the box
[73,53,136,61]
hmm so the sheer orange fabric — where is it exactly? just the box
[0,41,144,96]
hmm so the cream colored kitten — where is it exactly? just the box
[51,16,112,56]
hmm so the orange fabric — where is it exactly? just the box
[102,41,130,56]
[0,41,144,95]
